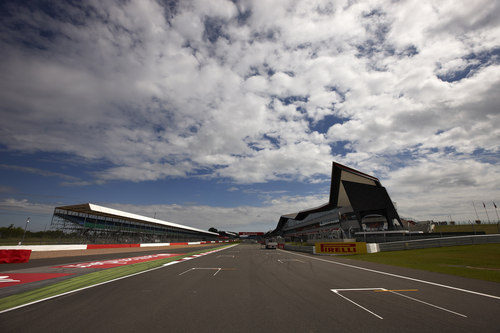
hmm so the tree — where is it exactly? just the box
[0,225,24,238]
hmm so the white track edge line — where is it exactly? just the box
[389,290,467,317]
[279,249,500,300]
[0,244,239,314]
[332,290,383,319]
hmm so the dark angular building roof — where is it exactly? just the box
[271,162,401,234]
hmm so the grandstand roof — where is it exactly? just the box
[55,203,218,236]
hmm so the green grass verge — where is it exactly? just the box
[0,245,232,312]
[349,244,500,283]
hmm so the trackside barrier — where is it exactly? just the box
[283,244,314,253]
[373,234,500,253]
[139,243,171,247]
[0,245,87,252]
[283,235,500,255]
[314,242,367,255]
[284,243,368,255]
[87,244,140,249]
[0,249,32,263]
[0,240,233,252]
[366,243,380,253]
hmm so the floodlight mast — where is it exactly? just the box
[472,201,480,223]
[19,217,30,245]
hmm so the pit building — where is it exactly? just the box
[271,162,403,241]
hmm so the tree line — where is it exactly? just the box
[0,224,67,239]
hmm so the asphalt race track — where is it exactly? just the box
[1,243,499,332]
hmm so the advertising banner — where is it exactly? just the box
[314,242,367,255]
[0,249,32,263]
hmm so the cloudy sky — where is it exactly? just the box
[0,0,499,232]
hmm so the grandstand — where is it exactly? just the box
[50,203,219,244]
[271,162,403,241]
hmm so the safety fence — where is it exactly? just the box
[282,234,500,254]
[355,231,486,244]
[376,234,500,252]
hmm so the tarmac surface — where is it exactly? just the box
[0,245,218,271]
[0,245,221,299]
[1,243,499,332]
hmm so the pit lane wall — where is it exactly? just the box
[283,244,314,253]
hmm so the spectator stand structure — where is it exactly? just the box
[50,203,219,244]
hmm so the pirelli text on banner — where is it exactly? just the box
[314,242,367,255]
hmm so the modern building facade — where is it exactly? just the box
[271,162,403,241]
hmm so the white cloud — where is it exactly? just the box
[0,164,77,181]
[0,198,54,215]
[108,192,328,231]
[0,186,14,193]
[0,0,498,222]
[385,154,500,221]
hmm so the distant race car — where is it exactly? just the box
[265,238,277,249]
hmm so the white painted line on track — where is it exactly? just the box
[178,268,222,276]
[178,268,196,275]
[277,259,305,263]
[387,290,467,318]
[334,288,385,292]
[0,244,239,314]
[280,250,500,300]
[331,287,466,319]
[331,289,384,319]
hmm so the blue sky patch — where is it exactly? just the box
[437,47,500,82]
[310,114,349,134]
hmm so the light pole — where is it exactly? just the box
[19,217,30,245]
[493,202,499,232]
[469,219,476,235]
[482,202,490,223]
[472,201,480,223]
[494,202,499,222]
